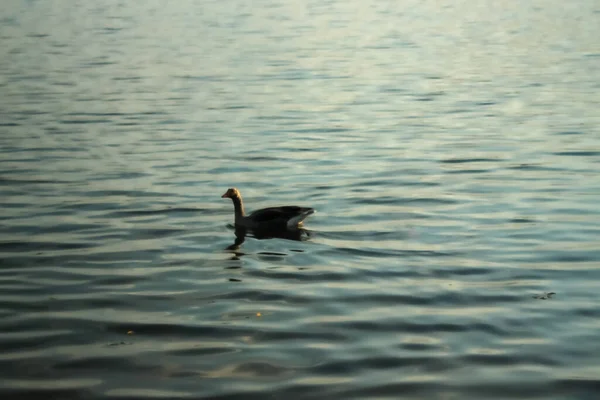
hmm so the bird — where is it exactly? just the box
[221,187,315,231]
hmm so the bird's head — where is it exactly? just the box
[221,188,240,199]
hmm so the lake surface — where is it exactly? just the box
[1,0,600,399]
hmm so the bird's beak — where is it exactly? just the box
[221,193,229,198]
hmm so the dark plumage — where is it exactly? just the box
[221,188,315,230]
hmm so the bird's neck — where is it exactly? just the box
[231,195,245,220]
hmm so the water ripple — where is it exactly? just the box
[1,0,599,399]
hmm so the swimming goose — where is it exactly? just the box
[221,188,315,230]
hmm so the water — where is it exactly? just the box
[1,0,600,398]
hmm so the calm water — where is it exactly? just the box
[2,1,600,399]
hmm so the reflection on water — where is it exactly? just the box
[227,226,311,251]
[1,0,600,399]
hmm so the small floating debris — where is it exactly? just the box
[256,312,262,317]
[127,330,134,335]
[229,278,242,282]
[533,292,556,300]
[107,341,129,347]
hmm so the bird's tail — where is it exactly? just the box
[286,208,315,229]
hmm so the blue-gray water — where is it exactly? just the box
[1,1,600,399]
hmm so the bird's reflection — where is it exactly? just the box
[225,226,310,254]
